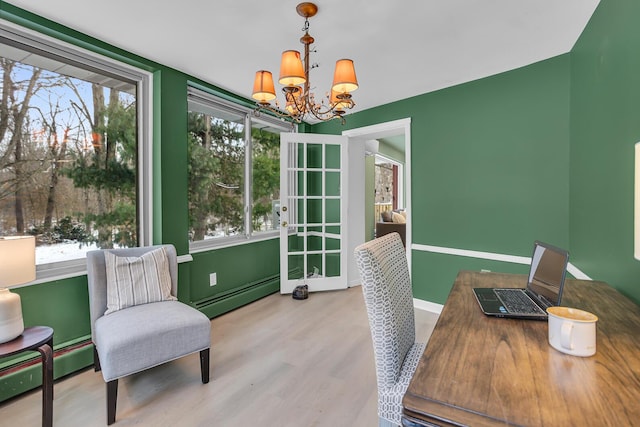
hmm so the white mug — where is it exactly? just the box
[547,306,598,357]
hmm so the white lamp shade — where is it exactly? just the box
[0,236,33,343]
[0,236,36,287]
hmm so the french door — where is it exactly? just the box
[279,133,348,294]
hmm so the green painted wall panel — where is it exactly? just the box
[189,238,279,302]
[411,251,531,304]
[411,58,570,256]
[14,277,91,344]
[314,57,571,303]
[569,0,640,304]
[158,69,189,253]
[198,279,279,319]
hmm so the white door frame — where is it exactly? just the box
[342,118,412,285]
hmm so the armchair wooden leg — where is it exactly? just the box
[200,348,210,384]
[107,379,118,425]
[93,345,101,372]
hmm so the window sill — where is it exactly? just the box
[189,231,279,254]
[14,252,194,289]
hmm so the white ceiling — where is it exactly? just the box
[6,0,599,119]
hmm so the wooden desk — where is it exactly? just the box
[402,271,640,426]
[0,326,54,427]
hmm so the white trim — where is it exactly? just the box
[17,269,87,288]
[13,252,194,289]
[567,264,591,280]
[177,254,194,263]
[189,231,279,254]
[413,243,531,264]
[342,117,412,274]
[414,298,443,315]
[138,72,154,247]
[412,243,591,280]
[342,118,411,139]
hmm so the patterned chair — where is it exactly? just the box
[354,233,426,427]
[86,244,211,424]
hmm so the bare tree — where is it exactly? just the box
[0,60,42,232]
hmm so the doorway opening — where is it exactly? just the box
[373,153,406,245]
[343,118,411,284]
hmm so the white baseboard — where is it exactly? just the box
[414,298,443,314]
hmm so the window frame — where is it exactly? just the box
[187,86,292,254]
[0,19,153,283]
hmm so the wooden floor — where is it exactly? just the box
[0,286,438,427]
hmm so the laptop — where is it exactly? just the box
[473,241,570,320]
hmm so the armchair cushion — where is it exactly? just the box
[104,247,176,315]
[95,300,211,381]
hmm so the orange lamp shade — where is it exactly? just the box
[252,70,276,103]
[279,50,306,86]
[332,59,358,94]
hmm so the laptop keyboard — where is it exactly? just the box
[494,289,545,314]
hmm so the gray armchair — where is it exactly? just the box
[86,244,211,424]
[354,233,425,427]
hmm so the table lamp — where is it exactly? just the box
[0,236,36,343]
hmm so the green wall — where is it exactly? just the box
[313,1,640,306]
[569,0,640,303]
[0,2,279,401]
[313,56,572,304]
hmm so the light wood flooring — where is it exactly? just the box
[0,286,438,427]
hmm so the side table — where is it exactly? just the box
[0,326,54,427]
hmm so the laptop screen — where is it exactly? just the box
[527,241,570,306]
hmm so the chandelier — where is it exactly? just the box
[251,2,359,124]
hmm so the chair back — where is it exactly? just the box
[354,232,416,388]
[85,244,179,340]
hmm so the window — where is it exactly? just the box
[187,88,288,248]
[0,22,152,278]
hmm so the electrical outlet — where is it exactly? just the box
[480,269,491,273]
[209,272,217,286]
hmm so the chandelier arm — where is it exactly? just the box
[289,89,303,112]
[253,105,300,124]
[305,102,346,123]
